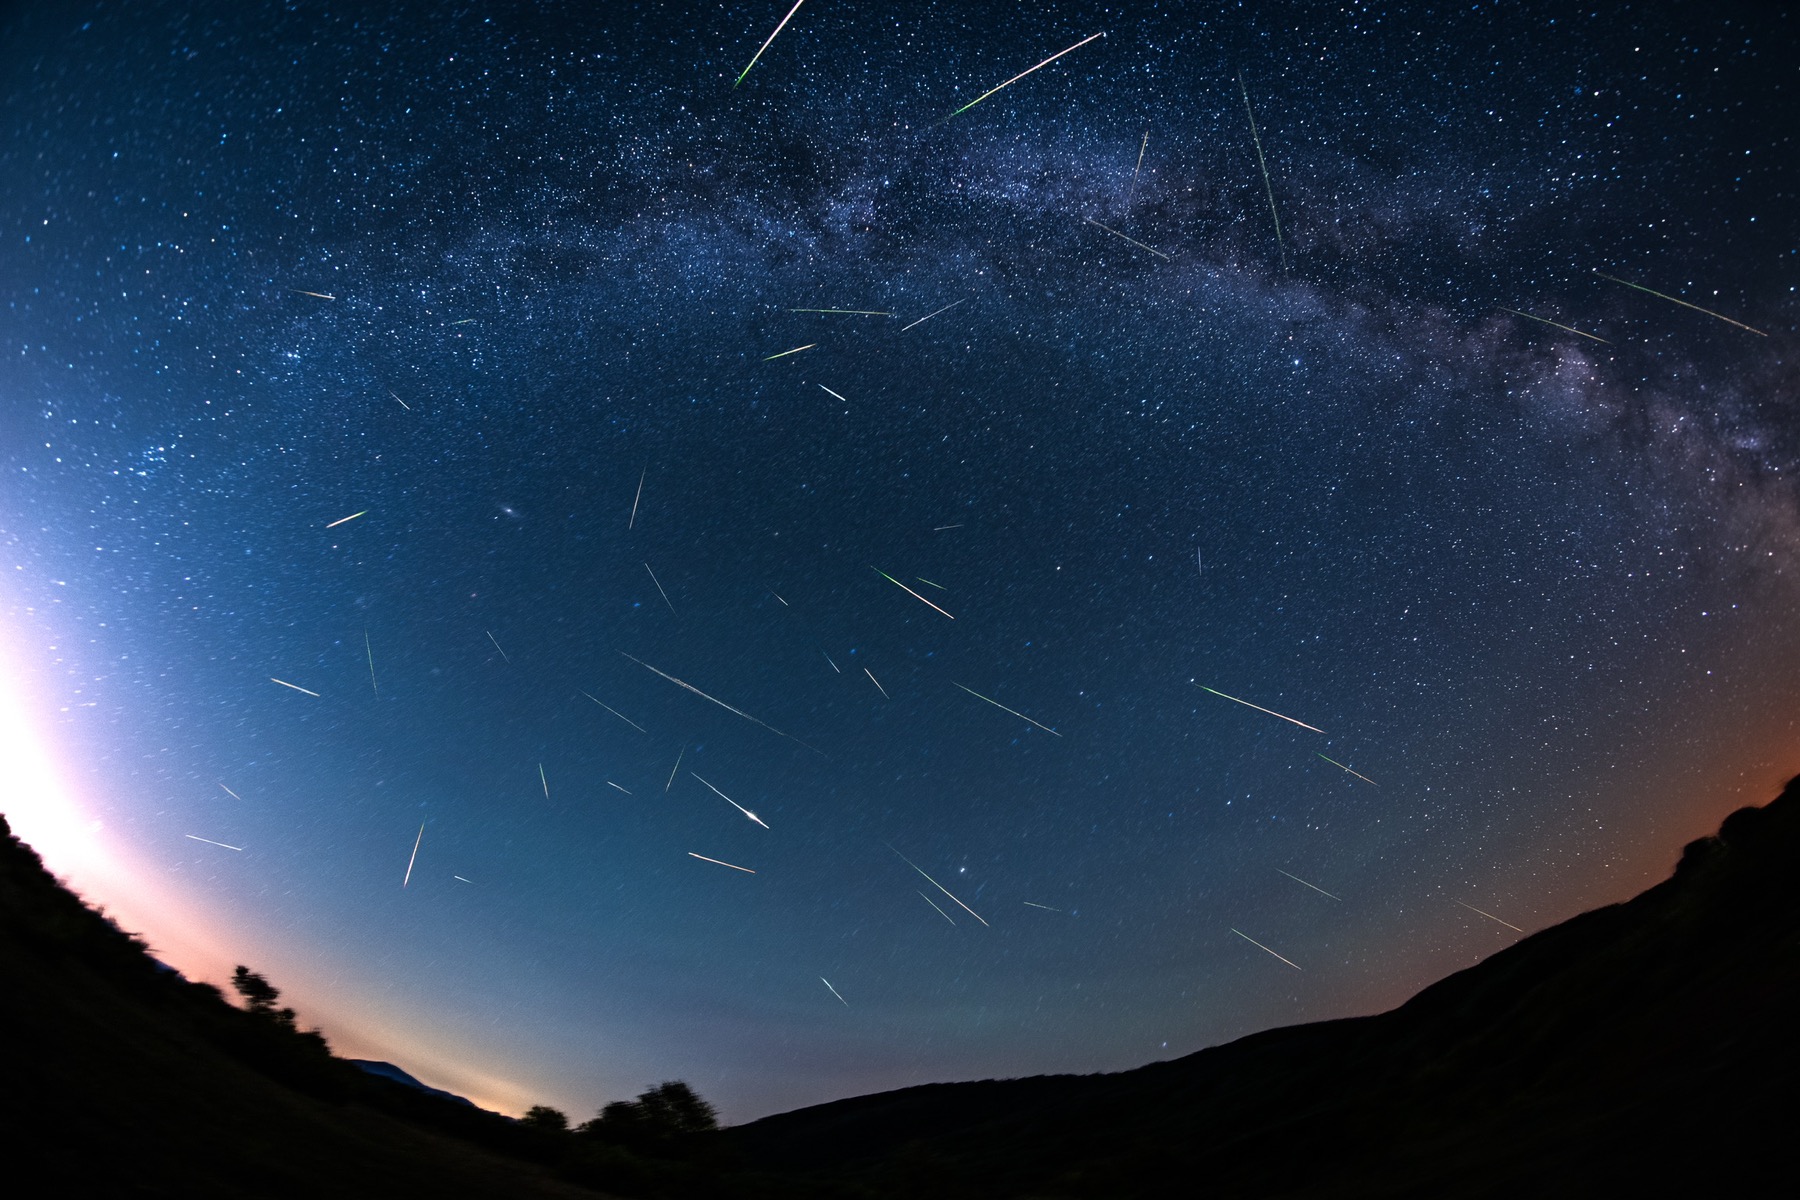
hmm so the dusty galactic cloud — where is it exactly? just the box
[1,1,1795,1121]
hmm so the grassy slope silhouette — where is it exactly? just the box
[3,775,1797,1197]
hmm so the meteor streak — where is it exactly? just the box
[666,746,684,791]
[821,977,849,1005]
[818,385,851,403]
[1456,900,1524,932]
[692,773,771,829]
[454,876,473,884]
[1593,270,1766,336]
[871,566,956,619]
[1022,901,1062,911]
[933,524,963,531]
[644,562,677,614]
[950,32,1104,117]
[403,824,424,887]
[888,845,988,926]
[1277,868,1342,901]
[689,852,756,874]
[389,390,410,410]
[608,781,633,795]
[291,290,335,300]
[186,834,242,851]
[1084,217,1171,260]
[733,0,807,89]
[915,577,947,590]
[864,668,889,699]
[1231,927,1302,970]
[823,651,840,674]
[1124,129,1148,212]
[900,299,964,331]
[621,652,820,753]
[917,891,956,925]
[325,510,367,529]
[1317,753,1377,787]
[486,631,511,664]
[364,629,378,696]
[270,678,320,697]
[539,763,550,800]
[1195,683,1323,733]
[762,343,816,361]
[580,692,646,732]
[628,467,645,530]
[218,783,242,801]
[952,682,1062,737]
[1239,72,1289,272]
[1499,307,1610,345]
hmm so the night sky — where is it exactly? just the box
[3,1,1797,1123]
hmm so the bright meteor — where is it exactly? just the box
[888,844,988,926]
[950,32,1104,117]
[871,566,955,619]
[1593,270,1766,336]
[1231,927,1302,970]
[269,677,320,697]
[952,682,1062,737]
[733,0,807,89]
[692,773,771,829]
[1195,683,1324,733]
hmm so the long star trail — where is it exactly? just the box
[1456,900,1524,932]
[762,343,816,361]
[733,0,808,89]
[950,31,1104,117]
[1124,129,1148,212]
[1277,868,1343,901]
[581,692,646,732]
[888,844,988,926]
[917,891,957,925]
[871,566,956,619]
[1196,683,1324,733]
[403,824,424,887]
[952,682,1062,737]
[644,562,677,614]
[1084,216,1171,261]
[186,834,243,851]
[1239,71,1289,272]
[1317,754,1378,787]
[628,466,646,529]
[1499,307,1610,345]
[689,852,756,874]
[620,652,821,753]
[1593,270,1766,336]
[1231,927,1303,970]
[899,299,965,331]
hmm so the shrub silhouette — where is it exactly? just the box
[577,1081,718,1159]
[522,1105,570,1132]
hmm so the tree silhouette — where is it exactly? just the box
[230,965,280,1013]
[579,1080,717,1155]
[521,1105,569,1133]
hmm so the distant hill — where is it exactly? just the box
[0,813,604,1199]
[349,1059,478,1107]
[4,776,1797,1198]
[722,775,1800,1197]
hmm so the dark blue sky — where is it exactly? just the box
[3,1,1796,1120]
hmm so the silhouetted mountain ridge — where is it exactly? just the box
[721,776,1800,1196]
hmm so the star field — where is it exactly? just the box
[2,1,1796,1121]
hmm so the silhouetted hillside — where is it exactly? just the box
[0,814,606,1199]
[722,776,1800,1197]
[5,775,1798,1198]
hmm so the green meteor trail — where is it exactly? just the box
[733,0,807,89]
[1593,270,1766,336]
[950,32,1104,117]
[952,681,1062,737]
